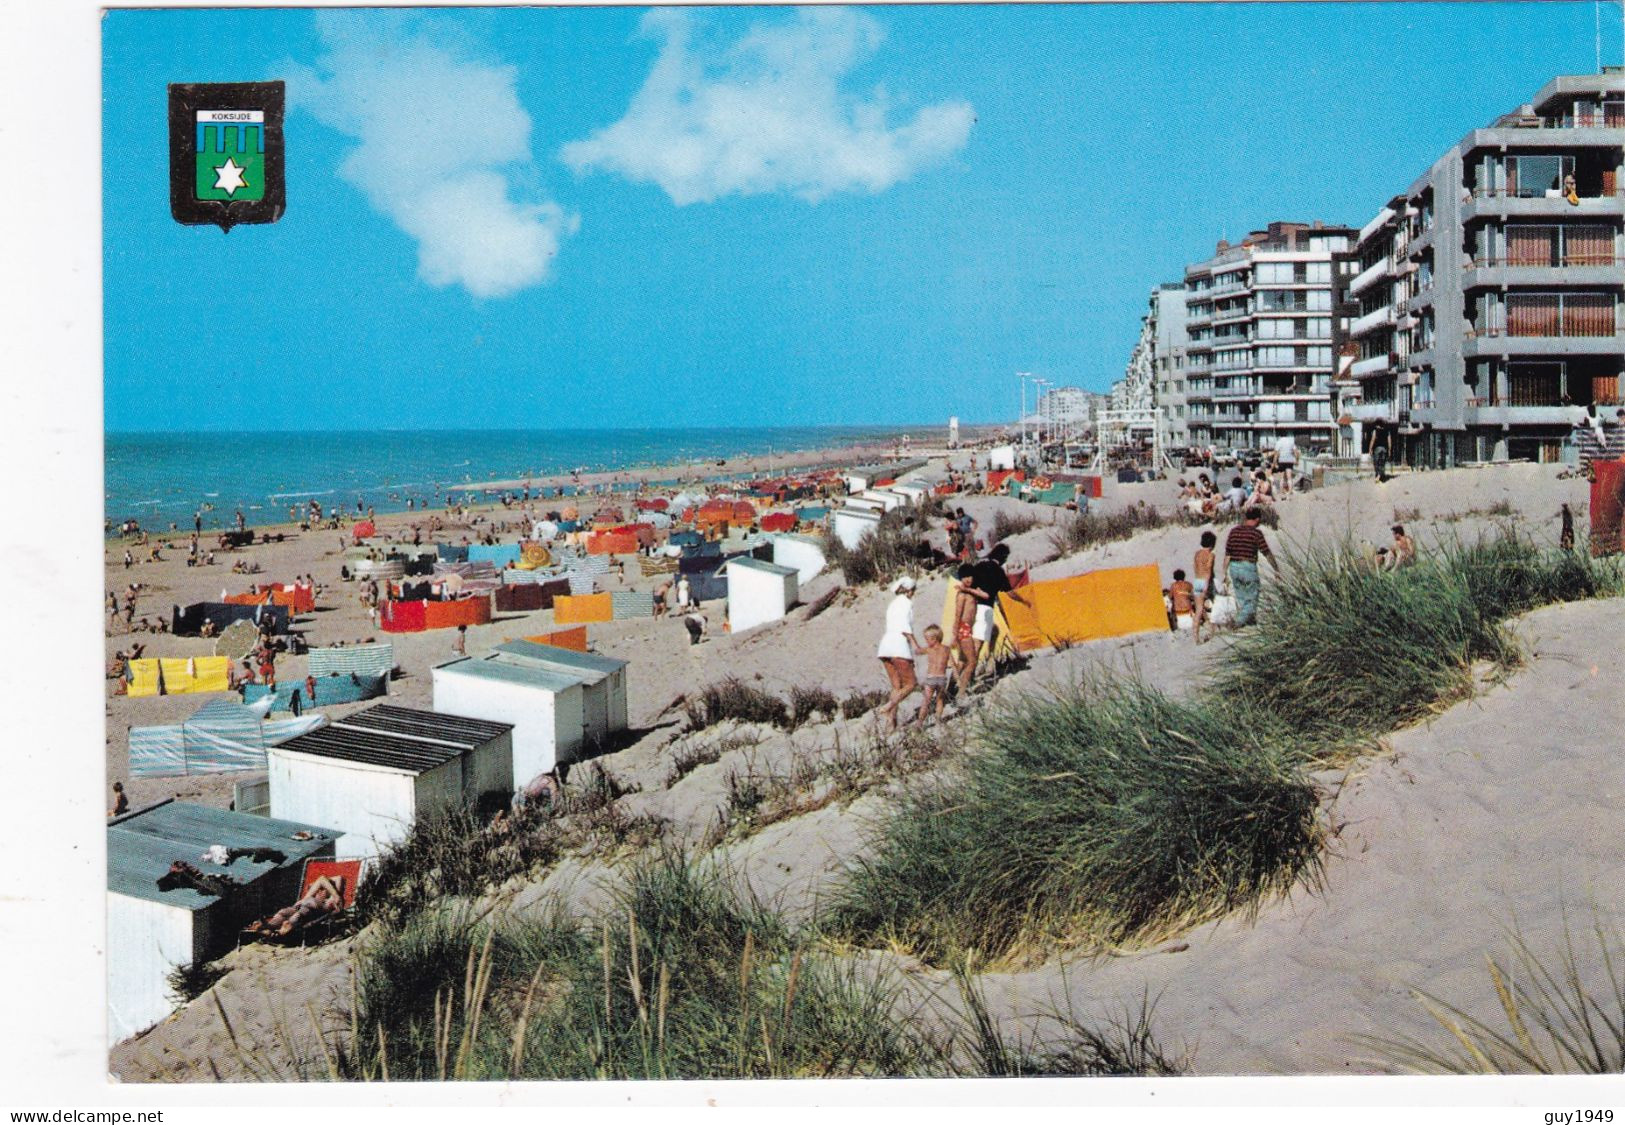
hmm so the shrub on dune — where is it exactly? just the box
[826,677,1323,963]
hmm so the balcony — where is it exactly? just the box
[1214,383,1258,398]
[1351,401,1400,423]
[1463,333,1625,358]
[1350,305,1396,338]
[1461,191,1625,224]
[1348,258,1390,298]
[1462,256,1625,291]
[1350,354,1392,379]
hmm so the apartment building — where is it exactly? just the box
[1336,70,1625,466]
[1151,283,1190,446]
[1184,221,1355,456]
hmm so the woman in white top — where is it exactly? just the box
[876,575,921,731]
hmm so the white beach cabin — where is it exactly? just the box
[107,800,337,1043]
[433,654,585,783]
[858,489,908,511]
[494,642,629,740]
[267,704,513,859]
[987,445,1017,471]
[831,507,882,548]
[770,533,826,585]
[725,556,799,634]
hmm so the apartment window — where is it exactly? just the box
[1307,346,1332,367]
[1258,290,1306,312]
[1506,155,1575,198]
[1507,362,1565,406]
[1256,346,1299,367]
[1506,292,1616,337]
[1255,262,1294,284]
[1309,235,1350,253]
[1307,318,1331,339]
[1505,225,1615,266]
[1305,261,1331,284]
[1307,289,1331,311]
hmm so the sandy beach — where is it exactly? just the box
[103,451,1623,1080]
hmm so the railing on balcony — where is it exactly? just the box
[1468,254,1624,269]
[1537,108,1625,129]
[1469,187,1621,202]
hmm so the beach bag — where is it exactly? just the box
[1208,594,1237,627]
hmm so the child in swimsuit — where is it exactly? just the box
[918,624,953,727]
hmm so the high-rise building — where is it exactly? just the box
[1335,70,1624,466]
[1184,221,1355,456]
[1151,283,1190,446]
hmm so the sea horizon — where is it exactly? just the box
[104,422,986,534]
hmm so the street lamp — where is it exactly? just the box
[1033,379,1051,471]
[1017,372,1032,465]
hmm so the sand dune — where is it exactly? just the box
[107,460,1620,1079]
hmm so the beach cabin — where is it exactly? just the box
[858,489,908,511]
[770,533,826,585]
[107,800,337,1044]
[987,445,1017,471]
[890,481,929,505]
[267,704,513,859]
[831,507,882,548]
[493,641,629,748]
[725,557,799,634]
[432,655,586,782]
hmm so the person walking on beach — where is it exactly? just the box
[453,624,467,657]
[917,624,952,727]
[965,543,1030,681]
[1192,530,1217,644]
[1559,502,1576,551]
[109,781,128,818]
[876,576,920,732]
[1222,509,1278,628]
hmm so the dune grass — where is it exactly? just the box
[1355,920,1625,1074]
[989,508,1044,546]
[1211,530,1625,765]
[824,505,938,586]
[684,677,791,731]
[826,677,1323,964]
[337,851,1182,1080]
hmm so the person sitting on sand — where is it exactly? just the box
[109,781,128,818]
[917,624,953,727]
[1387,524,1416,569]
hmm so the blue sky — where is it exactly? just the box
[103,3,1619,432]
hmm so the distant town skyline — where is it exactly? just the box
[103,3,1621,432]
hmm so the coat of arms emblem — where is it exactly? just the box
[168,81,285,231]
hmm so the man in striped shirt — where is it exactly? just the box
[1223,509,1278,627]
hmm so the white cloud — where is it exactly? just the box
[561,7,974,205]
[289,13,575,298]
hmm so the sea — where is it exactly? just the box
[104,426,919,535]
